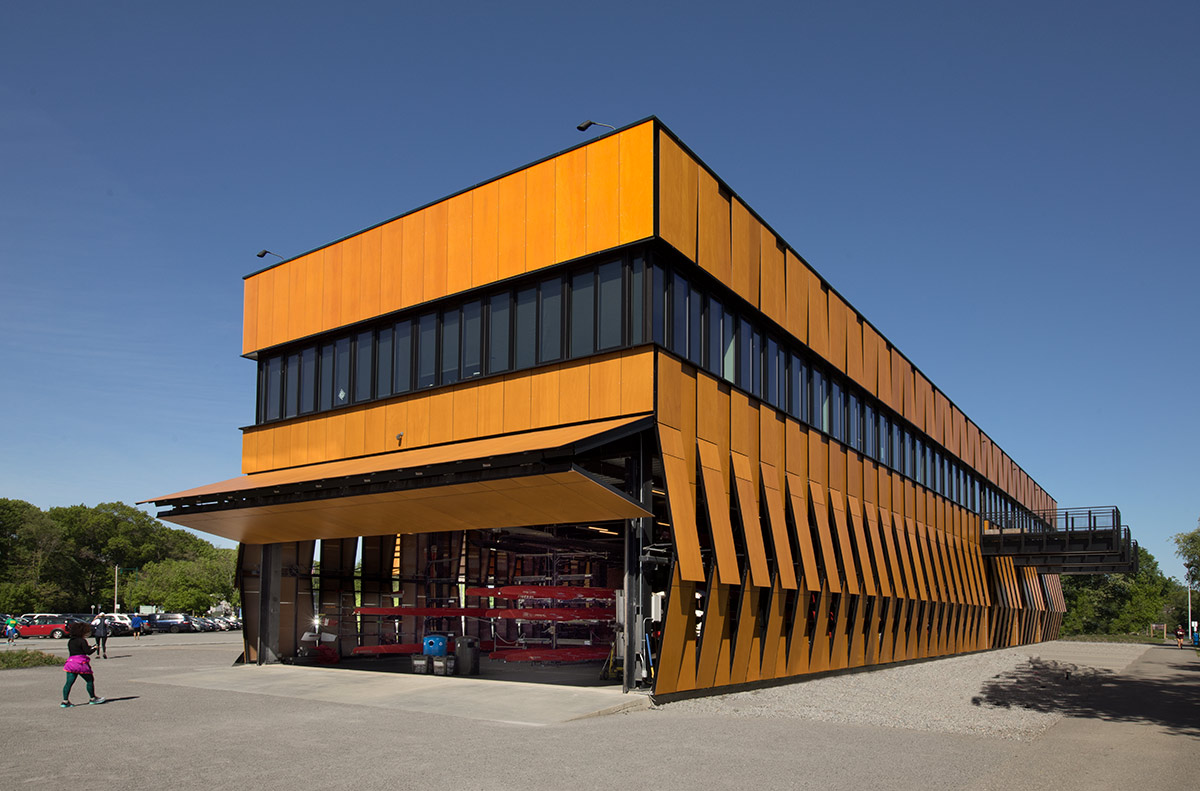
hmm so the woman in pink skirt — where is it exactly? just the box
[62,621,105,707]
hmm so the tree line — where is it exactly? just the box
[1062,519,1200,635]
[0,499,237,615]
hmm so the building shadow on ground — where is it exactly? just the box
[972,648,1200,737]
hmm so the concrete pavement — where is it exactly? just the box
[1,633,1196,790]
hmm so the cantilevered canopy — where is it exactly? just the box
[144,415,653,545]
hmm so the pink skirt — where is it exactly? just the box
[63,654,92,674]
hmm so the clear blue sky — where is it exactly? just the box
[2,3,1196,581]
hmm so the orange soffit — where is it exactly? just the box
[143,414,651,505]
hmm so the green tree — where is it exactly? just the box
[122,549,238,614]
[1061,546,1178,635]
[1174,517,1200,588]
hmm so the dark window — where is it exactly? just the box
[264,356,282,421]
[630,257,645,344]
[789,353,802,417]
[914,438,925,485]
[777,344,788,409]
[738,319,752,389]
[765,337,779,407]
[319,343,335,410]
[487,293,511,374]
[441,307,460,385]
[597,260,622,350]
[750,329,762,398]
[651,265,665,346]
[354,330,374,403]
[813,368,829,433]
[671,272,688,357]
[299,346,316,414]
[514,287,537,369]
[284,352,300,418]
[798,358,810,424]
[688,288,704,366]
[722,311,737,383]
[461,300,482,378]
[538,276,562,363]
[569,270,595,358]
[830,380,843,441]
[848,392,861,451]
[376,327,393,398]
[394,320,413,393]
[707,298,723,376]
[879,413,889,466]
[417,313,437,389]
[864,403,876,459]
[333,337,351,406]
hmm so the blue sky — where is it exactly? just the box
[1,3,1196,581]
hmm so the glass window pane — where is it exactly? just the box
[569,270,595,358]
[650,264,665,346]
[417,313,437,389]
[300,346,317,414]
[539,277,562,363]
[597,260,622,350]
[830,380,843,440]
[334,336,351,406]
[630,257,645,345]
[394,320,412,393]
[376,328,393,398]
[777,345,788,409]
[707,298,723,376]
[284,352,300,418]
[488,293,511,373]
[670,272,687,357]
[441,308,460,385]
[514,287,536,369]
[462,300,482,378]
[848,393,860,451]
[265,356,282,421]
[765,338,779,407]
[750,330,762,398]
[799,359,810,424]
[354,330,374,403]
[722,312,737,383]
[688,289,703,365]
[789,353,801,417]
[915,438,924,485]
[738,319,751,388]
[319,343,335,410]
[864,403,876,459]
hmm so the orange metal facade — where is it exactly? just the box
[167,118,1064,693]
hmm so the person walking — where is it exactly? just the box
[93,614,110,658]
[1175,624,1186,649]
[5,615,18,644]
[130,614,143,641]
[62,621,105,707]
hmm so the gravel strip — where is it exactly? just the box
[663,642,1149,741]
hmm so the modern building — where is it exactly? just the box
[148,117,1096,698]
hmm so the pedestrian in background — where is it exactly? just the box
[130,614,143,641]
[5,615,18,644]
[93,614,110,658]
[62,621,105,707]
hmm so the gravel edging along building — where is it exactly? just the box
[144,118,1135,699]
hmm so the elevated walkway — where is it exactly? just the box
[981,506,1138,574]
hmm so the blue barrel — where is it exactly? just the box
[423,635,448,656]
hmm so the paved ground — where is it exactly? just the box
[2,633,1197,790]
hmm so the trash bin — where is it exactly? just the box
[455,635,480,675]
[423,635,448,656]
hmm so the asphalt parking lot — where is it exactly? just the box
[2,633,1197,791]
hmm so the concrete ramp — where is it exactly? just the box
[137,664,647,726]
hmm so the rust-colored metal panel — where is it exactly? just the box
[660,424,705,584]
[398,211,424,310]
[846,311,864,388]
[379,220,402,316]
[786,474,820,591]
[445,192,473,297]
[918,522,946,602]
[890,347,906,418]
[827,291,848,374]
[588,354,623,420]
[729,197,751,303]
[585,133,620,254]
[657,131,697,260]
[559,360,591,425]
[760,578,787,680]
[621,349,655,415]
[656,353,683,430]
[846,496,877,596]
[860,322,879,398]
[242,275,259,355]
[530,365,561,428]
[467,179,498,287]
[729,579,762,684]
[806,271,829,360]
[759,226,785,326]
[698,439,740,586]
[866,507,894,597]
[808,584,832,672]
[876,337,893,410]
[554,147,587,263]
[808,482,841,594]
[421,203,448,303]
[524,158,556,274]
[618,122,654,244]
[731,451,770,587]
[913,373,931,434]
[494,171,525,281]
[899,516,928,600]
[828,492,861,595]
[828,590,849,670]
[786,587,812,675]
[698,169,733,290]
[847,592,867,668]
[654,565,697,695]
[784,250,808,342]
[761,464,798,590]
[696,572,731,689]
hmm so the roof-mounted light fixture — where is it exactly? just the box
[576,120,616,132]
[256,249,284,261]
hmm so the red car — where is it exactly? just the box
[15,615,87,639]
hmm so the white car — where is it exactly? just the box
[91,614,133,634]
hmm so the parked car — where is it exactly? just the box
[91,614,133,636]
[144,613,195,633]
[15,615,89,639]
